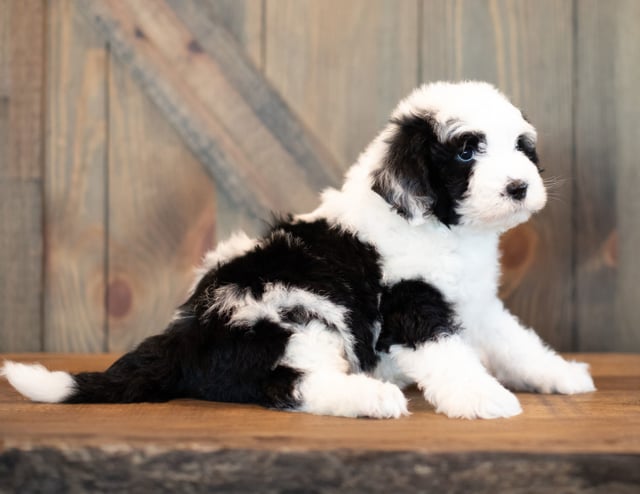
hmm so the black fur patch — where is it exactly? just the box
[68,311,302,409]
[68,317,197,404]
[376,279,460,352]
[516,134,542,170]
[67,218,384,407]
[197,218,383,371]
[372,114,480,226]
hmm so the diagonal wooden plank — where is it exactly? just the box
[77,0,342,219]
[197,0,263,72]
[107,55,217,352]
[264,0,419,168]
[167,0,343,187]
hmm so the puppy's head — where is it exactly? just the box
[372,81,546,230]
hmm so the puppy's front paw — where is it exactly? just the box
[365,381,410,419]
[427,378,522,420]
[542,361,596,394]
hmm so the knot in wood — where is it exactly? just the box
[107,278,133,319]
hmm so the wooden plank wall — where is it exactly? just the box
[575,0,640,351]
[45,0,107,351]
[422,0,575,350]
[0,0,638,353]
[0,0,45,351]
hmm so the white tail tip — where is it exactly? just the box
[1,361,75,403]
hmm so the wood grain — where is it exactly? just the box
[193,0,267,239]
[0,353,638,455]
[265,0,419,167]
[1,0,638,356]
[574,1,616,351]
[44,0,107,352]
[4,0,45,180]
[0,0,45,351]
[168,0,343,195]
[575,0,640,351]
[0,0,7,100]
[107,56,217,352]
[422,0,574,350]
[614,1,640,352]
[78,0,341,220]
[199,0,263,69]
[0,183,43,351]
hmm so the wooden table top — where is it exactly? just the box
[1,353,639,455]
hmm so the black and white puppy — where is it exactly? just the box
[2,81,595,419]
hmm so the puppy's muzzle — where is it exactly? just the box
[506,180,528,201]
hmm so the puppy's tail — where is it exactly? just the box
[1,361,76,403]
[2,320,193,404]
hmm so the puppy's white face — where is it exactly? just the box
[372,82,547,231]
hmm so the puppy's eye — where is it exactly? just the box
[454,133,481,163]
[456,148,475,162]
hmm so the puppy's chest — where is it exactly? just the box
[377,229,500,303]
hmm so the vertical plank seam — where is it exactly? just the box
[570,0,579,351]
[104,41,111,353]
[39,0,47,351]
[260,0,267,72]
[417,0,423,84]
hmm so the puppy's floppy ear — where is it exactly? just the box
[371,115,438,224]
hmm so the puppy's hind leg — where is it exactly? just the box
[281,321,408,419]
[295,371,409,419]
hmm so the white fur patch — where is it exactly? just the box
[296,372,409,419]
[190,231,258,293]
[207,282,360,371]
[456,149,547,231]
[1,361,75,403]
[201,231,258,269]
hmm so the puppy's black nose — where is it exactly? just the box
[506,180,528,200]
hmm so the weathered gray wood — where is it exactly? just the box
[422,0,574,350]
[199,0,263,69]
[77,0,341,222]
[172,0,269,239]
[0,183,42,351]
[214,187,264,241]
[0,92,6,170]
[614,1,640,352]
[3,0,45,181]
[0,0,7,162]
[43,0,108,352]
[167,0,343,192]
[574,1,616,351]
[0,0,8,100]
[575,0,640,351]
[265,0,419,166]
[107,56,217,352]
[0,0,45,351]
